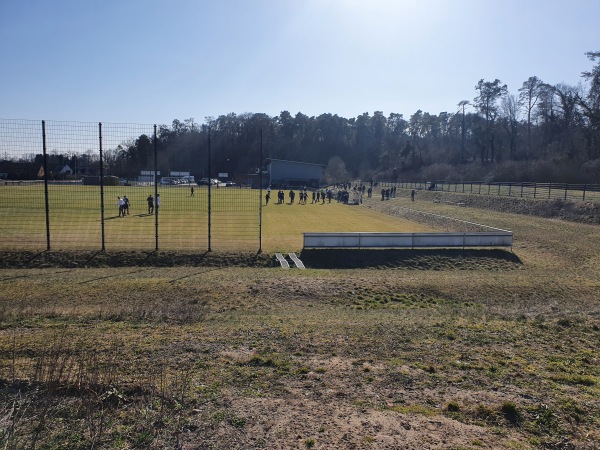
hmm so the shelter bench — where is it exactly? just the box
[303,232,513,249]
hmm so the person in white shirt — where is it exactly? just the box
[117,196,125,217]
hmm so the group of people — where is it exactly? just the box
[265,186,347,205]
[116,196,130,217]
[264,183,418,206]
[117,194,162,216]
[380,185,398,201]
[288,188,319,204]
[146,194,160,214]
[265,187,309,205]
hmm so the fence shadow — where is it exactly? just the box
[79,266,156,284]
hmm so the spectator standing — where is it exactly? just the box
[147,194,154,214]
[117,196,124,217]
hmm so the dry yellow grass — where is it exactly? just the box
[0,194,598,449]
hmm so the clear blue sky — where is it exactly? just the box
[1,0,599,125]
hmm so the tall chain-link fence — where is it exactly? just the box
[0,120,261,252]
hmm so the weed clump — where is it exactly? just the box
[501,401,522,426]
[446,401,461,413]
[557,318,573,328]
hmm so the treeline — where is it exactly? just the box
[6,52,600,184]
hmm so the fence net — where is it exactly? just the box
[0,120,46,249]
[393,180,600,202]
[0,120,261,252]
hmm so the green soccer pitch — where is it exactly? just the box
[0,184,432,252]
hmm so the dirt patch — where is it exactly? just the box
[184,395,513,450]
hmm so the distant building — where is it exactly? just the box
[58,164,73,175]
[266,159,324,188]
[138,170,161,183]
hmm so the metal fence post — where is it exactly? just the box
[259,128,263,254]
[99,122,106,252]
[207,127,212,252]
[42,121,51,251]
[154,125,158,251]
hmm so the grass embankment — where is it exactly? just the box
[0,194,599,449]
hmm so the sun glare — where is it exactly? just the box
[312,0,442,44]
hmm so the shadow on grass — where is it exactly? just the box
[0,268,74,282]
[79,266,156,284]
[299,248,522,270]
[168,266,226,283]
[0,250,272,269]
